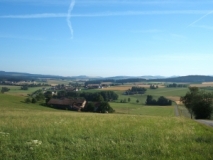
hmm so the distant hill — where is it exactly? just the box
[1,71,213,83]
[149,75,213,83]
[0,71,62,81]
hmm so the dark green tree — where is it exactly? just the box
[180,87,213,119]
[97,95,104,102]
[21,86,28,90]
[25,97,31,103]
[128,98,131,102]
[84,102,95,112]
[1,87,10,93]
[44,91,53,103]
[96,102,115,113]
[31,98,37,103]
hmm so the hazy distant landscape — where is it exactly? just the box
[1,71,213,159]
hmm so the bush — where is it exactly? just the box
[146,95,172,106]
[96,102,115,113]
[1,87,10,93]
[25,98,31,103]
[31,98,37,103]
[83,103,95,112]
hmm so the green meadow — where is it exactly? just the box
[0,86,213,159]
[0,85,44,96]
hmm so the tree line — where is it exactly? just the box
[167,83,188,88]
[53,90,118,102]
[146,95,172,106]
[125,86,147,95]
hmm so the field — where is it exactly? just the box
[1,84,213,159]
[111,102,175,117]
[190,82,213,87]
[0,85,44,97]
[47,79,71,86]
[102,84,165,91]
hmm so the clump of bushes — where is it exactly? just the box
[146,95,172,106]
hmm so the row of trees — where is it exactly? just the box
[25,90,45,103]
[146,95,172,106]
[83,102,115,113]
[125,86,147,95]
[150,85,158,89]
[167,83,188,88]
[181,87,213,119]
[54,91,118,102]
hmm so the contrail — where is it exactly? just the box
[188,10,213,27]
[67,0,75,39]
[0,10,210,19]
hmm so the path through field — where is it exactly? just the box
[174,103,180,117]
[196,120,213,127]
[175,104,213,128]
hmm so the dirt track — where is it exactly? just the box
[174,103,213,128]
[174,103,180,116]
[196,120,213,127]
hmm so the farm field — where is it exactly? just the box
[112,87,188,105]
[0,85,44,97]
[102,84,165,91]
[1,83,213,159]
[190,82,213,87]
[47,79,71,86]
[110,102,175,117]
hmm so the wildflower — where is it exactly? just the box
[26,140,42,149]
[0,132,10,137]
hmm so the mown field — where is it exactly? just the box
[1,85,213,159]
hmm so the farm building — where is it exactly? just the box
[47,98,86,111]
[86,84,102,89]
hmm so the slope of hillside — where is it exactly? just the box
[0,94,213,159]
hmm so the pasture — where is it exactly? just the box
[111,102,175,117]
[1,82,213,159]
[1,94,213,160]
[0,85,44,97]
[47,79,71,86]
[102,84,165,91]
[190,82,213,87]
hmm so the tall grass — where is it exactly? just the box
[1,94,213,159]
[1,110,213,159]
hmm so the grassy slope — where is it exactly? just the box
[0,85,44,97]
[110,102,175,117]
[106,87,188,117]
[1,94,213,159]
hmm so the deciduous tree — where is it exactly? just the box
[180,87,213,119]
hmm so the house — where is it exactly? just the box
[47,98,86,111]
[86,84,102,89]
[66,87,80,92]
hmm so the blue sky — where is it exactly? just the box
[0,0,213,77]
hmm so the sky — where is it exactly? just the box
[0,0,213,77]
